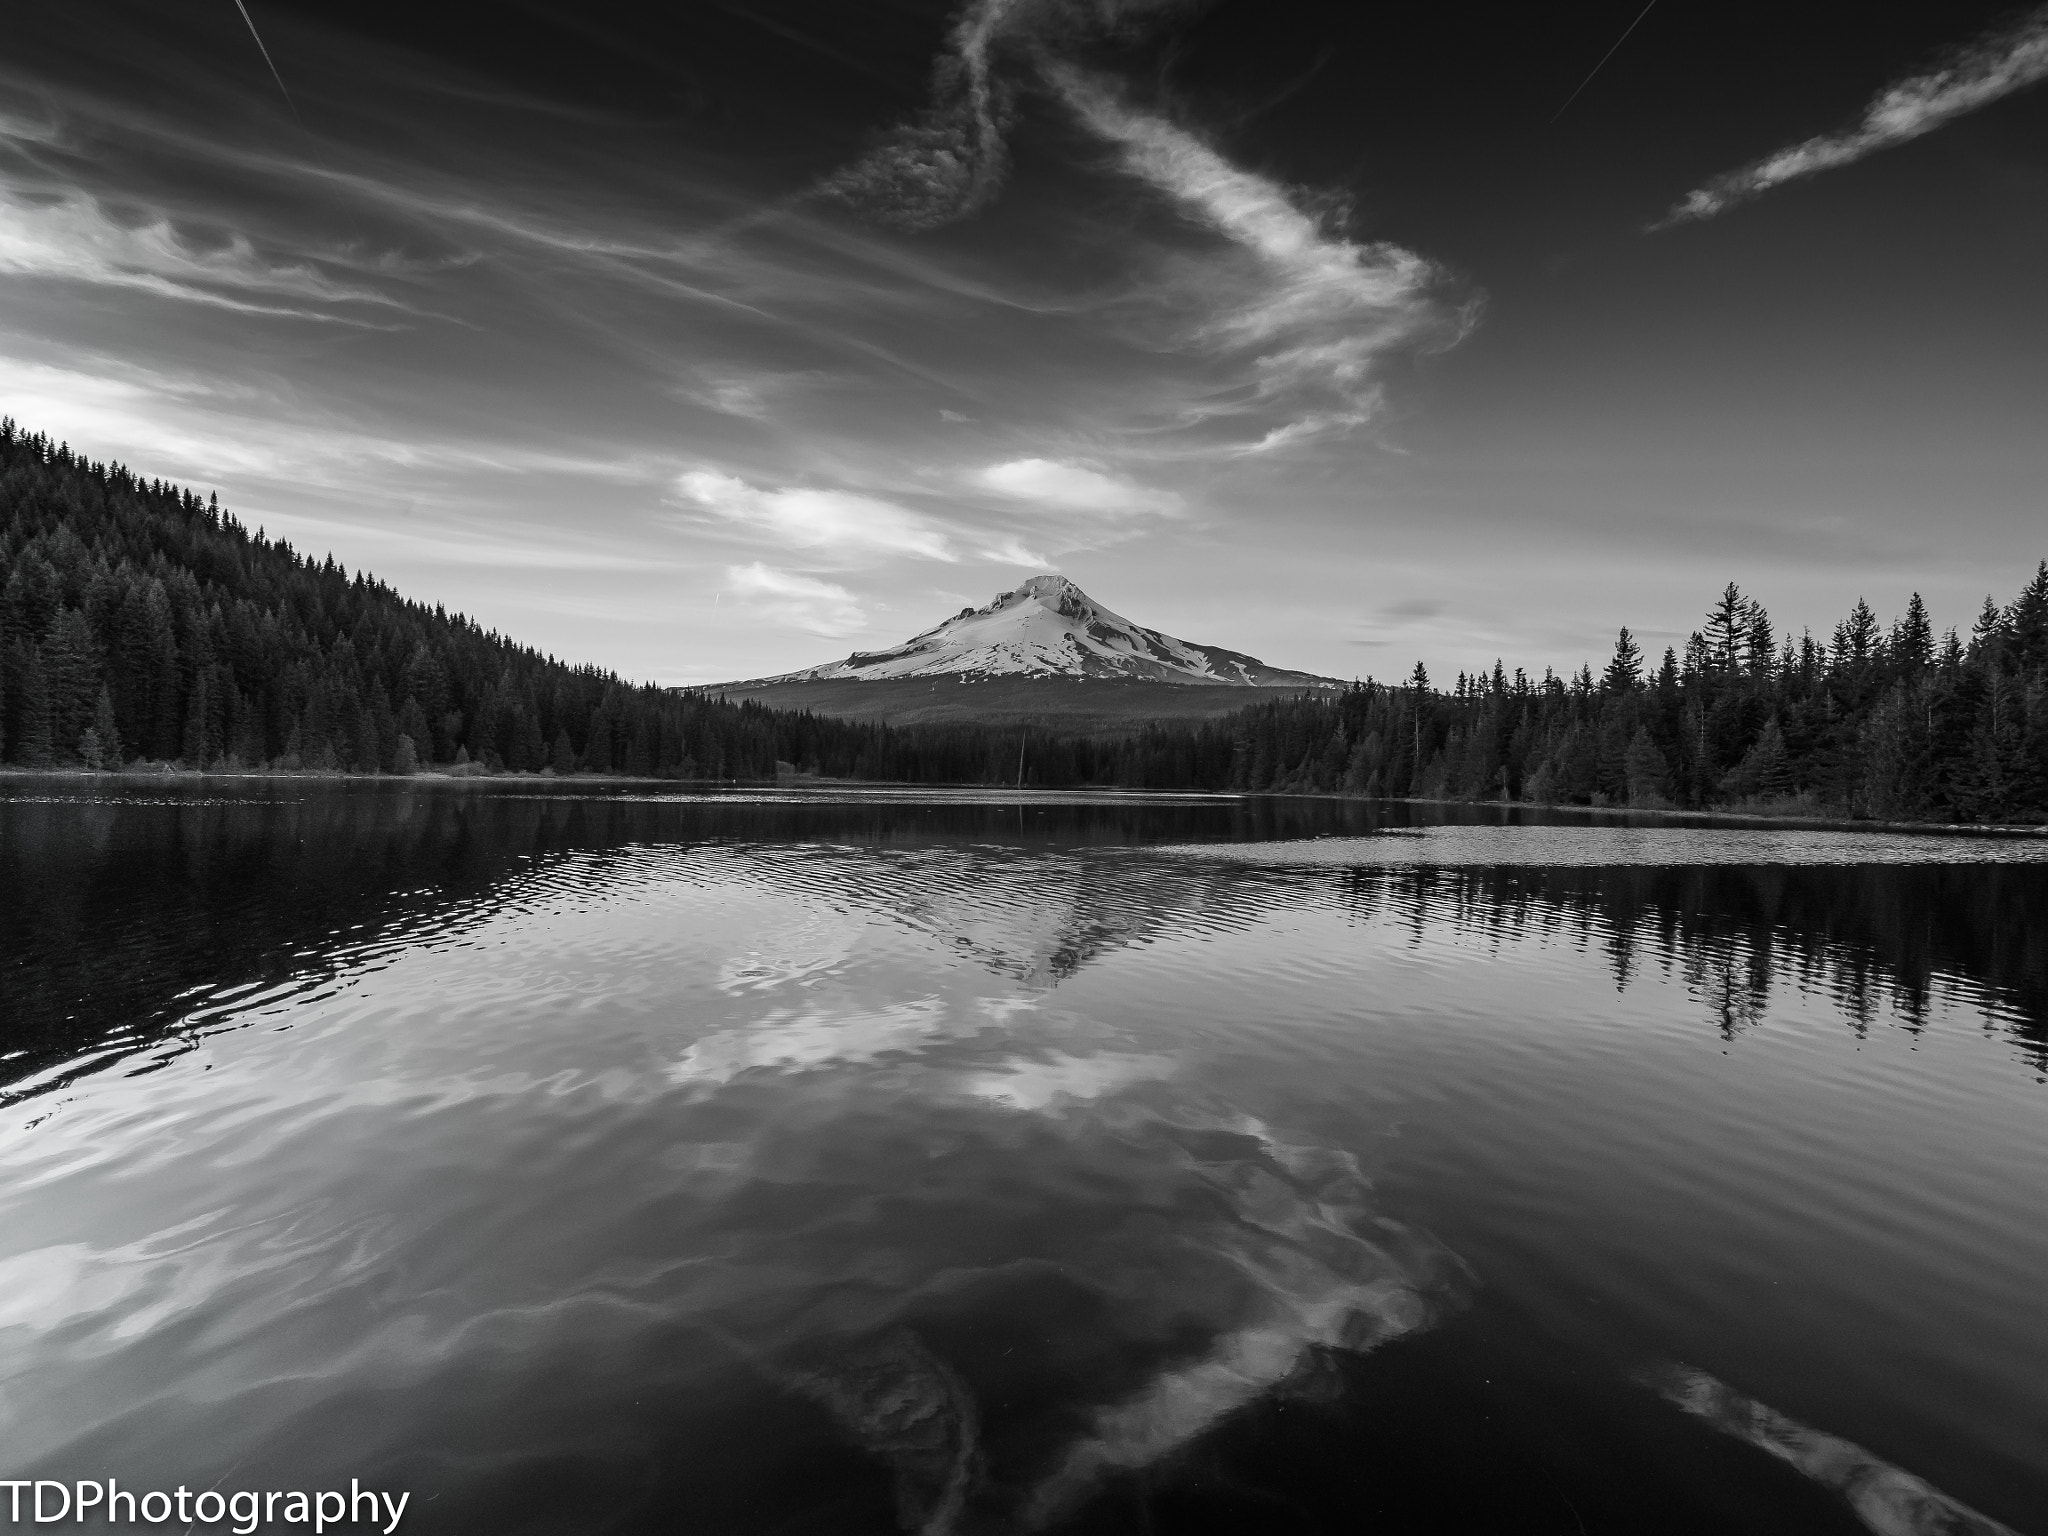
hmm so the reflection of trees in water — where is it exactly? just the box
[0,789,1381,1097]
[10,787,2045,1097]
[1327,864,2048,1069]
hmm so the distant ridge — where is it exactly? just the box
[721,574,1343,690]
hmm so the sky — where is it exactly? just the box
[2,0,2044,686]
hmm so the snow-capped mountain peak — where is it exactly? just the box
[728,575,1341,688]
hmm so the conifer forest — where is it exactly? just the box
[3,421,2043,823]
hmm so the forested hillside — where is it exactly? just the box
[0,420,864,780]
[0,422,1153,786]
[3,420,2043,822]
[1107,570,2048,823]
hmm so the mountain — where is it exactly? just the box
[726,575,1343,689]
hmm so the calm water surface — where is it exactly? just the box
[2,784,2045,1534]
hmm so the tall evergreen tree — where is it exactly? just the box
[2008,561,2048,670]
[1623,727,1673,807]
[583,705,613,773]
[42,607,99,755]
[1743,598,1775,679]
[1893,593,1934,672]
[13,643,53,766]
[1601,627,1643,693]
[1704,584,1749,676]
[90,686,123,767]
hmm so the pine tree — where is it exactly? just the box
[90,686,123,767]
[1719,719,1795,803]
[1743,598,1775,679]
[1858,683,1927,819]
[1683,631,1709,683]
[368,678,399,770]
[13,644,53,766]
[1892,593,1934,673]
[624,719,654,777]
[1961,669,2025,821]
[1704,584,1748,676]
[1594,714,1632,802]
[514,706,545,772]
[42,607,100,757]
[1406,663,1430,787]
[1835,599,1880,668]
[140,584,181,758]
[1602,627,1643,693]
[583,706,613,773]
[180,669,213,766]
[1656,647,1679,694]
[1969,596,2007,663]
[2007,561,2048,670]
[397,696,432,760]
[1624,727,1673,807]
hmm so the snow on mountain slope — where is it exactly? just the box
[729,575,1342,688]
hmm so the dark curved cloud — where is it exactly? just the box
[816,0,1199,231]
[814,0,1023,230]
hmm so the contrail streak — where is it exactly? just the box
[1552,0,1659,123]
[232,0,301,121]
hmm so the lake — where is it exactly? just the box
[2,784,2043,1535]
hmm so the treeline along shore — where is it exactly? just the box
[2,420,2044,823]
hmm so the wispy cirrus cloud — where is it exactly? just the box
[815,3,1470,454]
[678,370,826,422]
[1662,5,2048,225]
[976,457,1180,516]
[678,469,957,562]
[679,469,1057,568]
[725,563,867,637]
[1044,65,1470,451]
[0,351,662,489]
[0,189,408,320]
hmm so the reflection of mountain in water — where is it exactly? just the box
[0,787,1377,1097]
[755,845,1286,988]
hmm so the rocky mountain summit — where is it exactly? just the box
[729,575,1341,689]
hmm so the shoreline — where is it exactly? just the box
[3,766,2043,837]
[1370,794,2048,840]
[0,765,695,788]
